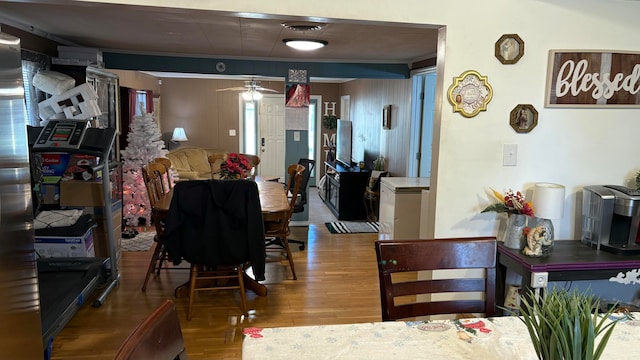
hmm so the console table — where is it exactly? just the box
[322,161,369,220]
[497,240,640,313]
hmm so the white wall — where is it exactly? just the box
[94,0,640,241]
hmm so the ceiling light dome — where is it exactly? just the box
[283,39,328,51]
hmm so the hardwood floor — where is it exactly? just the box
[50,193,380,360]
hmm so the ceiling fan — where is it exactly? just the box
[216,79,279,101]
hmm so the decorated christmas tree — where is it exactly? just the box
[120,112,167,226]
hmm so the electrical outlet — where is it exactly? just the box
[531,272,548,288]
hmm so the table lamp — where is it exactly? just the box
[169,127,188,150]
[531,182,565,241]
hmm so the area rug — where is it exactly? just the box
[121,231,155,251]
[325,221,379,234]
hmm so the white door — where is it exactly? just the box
[258,95,286,180]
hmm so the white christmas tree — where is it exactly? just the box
[120,112,167,226]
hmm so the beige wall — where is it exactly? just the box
[156,77,342,155]
[108,69,159,94]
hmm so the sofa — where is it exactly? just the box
[166,147,223,180]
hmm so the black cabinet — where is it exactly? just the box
[323,161,369,220]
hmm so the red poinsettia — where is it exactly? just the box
[218,153,252,179]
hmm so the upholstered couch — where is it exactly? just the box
[166,147,223,180]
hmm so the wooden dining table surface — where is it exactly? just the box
[154,179,290,297]
[154,179,289,214]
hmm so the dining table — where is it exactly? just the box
[154,179,290,297]
[241,313,640,359]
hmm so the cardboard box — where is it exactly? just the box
[35,228,95,258]
[60,180,107,206]
[92,208,122,258]
[41,152,71,184]
[40,183,60,205]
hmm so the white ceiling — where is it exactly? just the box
[0,1,440,80]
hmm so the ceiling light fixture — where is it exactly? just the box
[283,39,328,51]
[242,89,263,101]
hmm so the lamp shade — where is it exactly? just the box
[171,127,188,142]
[531,183,565,219]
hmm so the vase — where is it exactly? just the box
[502,213,526,250]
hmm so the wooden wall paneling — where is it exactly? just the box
[340,78,412,176]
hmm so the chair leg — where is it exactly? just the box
[141,241,162,292]
[289,239,305,251]
[282,236,297,280]
[187,264,198,321]
[156,247,168,275]
[236,266,247,316]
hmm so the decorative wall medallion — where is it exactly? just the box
[447,70,494,118]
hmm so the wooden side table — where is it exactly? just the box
[496,241,640,314]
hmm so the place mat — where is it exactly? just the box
[325,221,379,234]
[121,231,155,251]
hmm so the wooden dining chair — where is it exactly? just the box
[141,162,169,208]
[162,180,266,320]
[264,164,305,280]
[375,237,497,321]
[153,157,174,189]
[141,162,187,292]
[113,300,188,360]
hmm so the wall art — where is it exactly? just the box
[447,70,493,118]
[546,50,640,107]
[509,104,538,133]
[495,34,524,65]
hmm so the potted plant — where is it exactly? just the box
[517,287,619,360]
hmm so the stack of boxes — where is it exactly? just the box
[36,158,122,262]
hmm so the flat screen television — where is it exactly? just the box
[336,119,352,167]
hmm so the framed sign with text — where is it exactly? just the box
[545,50,640,108]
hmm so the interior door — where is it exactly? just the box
[408,68,436,177]
[258,95,286,179]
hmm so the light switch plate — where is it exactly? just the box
[229,129,236,136]
[503,144,517,166]
[294,131,300,141]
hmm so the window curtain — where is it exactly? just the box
[146,90,154,114]
[129,89,154,119]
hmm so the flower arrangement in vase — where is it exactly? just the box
[217,153,252,179]
[481,188,535,250]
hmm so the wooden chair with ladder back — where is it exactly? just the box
[375,237,497,321]
[162,180,266,320]
[264,164,305,280]
[141,162,187,292]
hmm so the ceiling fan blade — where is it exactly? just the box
[255,87,279,93]
[216,87,248,92]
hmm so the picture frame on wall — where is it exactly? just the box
[509,104,538,133]
[495,34,524,65]
[382,105,391,129]
[447,70,493,118]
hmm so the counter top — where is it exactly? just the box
[381,177,430,190]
